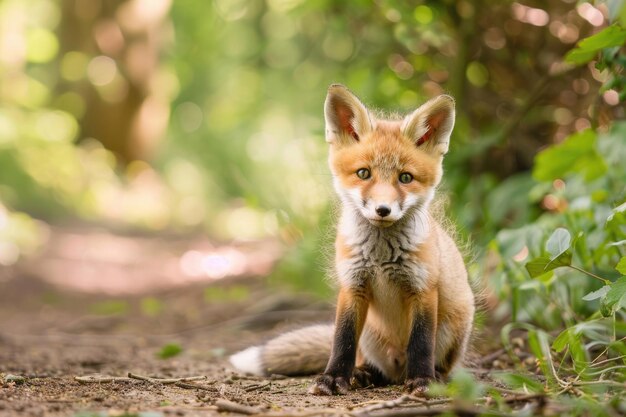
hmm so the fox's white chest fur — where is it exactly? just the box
[336,205,430,292]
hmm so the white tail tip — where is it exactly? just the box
[229,346,264,376]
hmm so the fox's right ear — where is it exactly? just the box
[324,84,373,144]
[402,95,455,158]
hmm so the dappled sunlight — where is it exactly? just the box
[19,227,283,295]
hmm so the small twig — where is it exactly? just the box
[243,381,271,392]
[127,372,208,384]
[351,406,485,417]
[401,398,451,406]
[503,393,546,404]
[74,375,131,383]
[215,399,262,415]
[351,394,413,415]
[44,398,82,403]
[175,381,218,391]
[351,395,455,417]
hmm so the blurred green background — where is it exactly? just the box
[0,0,624,297]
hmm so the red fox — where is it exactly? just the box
[230,84,475,395]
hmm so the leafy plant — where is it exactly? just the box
[488,5,626,411]
[157,343,183,359]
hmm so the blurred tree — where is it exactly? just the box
[58,0,173,162]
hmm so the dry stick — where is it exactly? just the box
[487,385,535,396]
[127,372,208,384]
[352,392,545,417]
[397,398,452,407]
[244,381,272,392]
[351,406,512,417]
[174,381,218,391]
[74,375,132,383]
[351,395,450,412]
[502,393,546,404]
[350,395,415,416]
[44,398,82,403]
[215,399,262,415]
[249,410,345,417]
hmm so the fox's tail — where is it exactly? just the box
[229,324,333,376]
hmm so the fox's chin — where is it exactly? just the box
[367,218,396,228]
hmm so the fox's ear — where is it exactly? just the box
[401,95,455,157]
[324,84,373,144]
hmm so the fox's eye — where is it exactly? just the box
[356,168,371,180]
[399,172,413,184]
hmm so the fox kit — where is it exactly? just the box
[230,84,475,395]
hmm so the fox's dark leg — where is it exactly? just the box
[309,285,370,395]
[404,289,438,396]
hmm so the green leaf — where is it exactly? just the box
[607,202,626,223]
[565,25,626,65]
[526,257,552,278]
[546,228,571,259]
[525,252,572,278]
[552,329,570,352]
[440,369,484,404]
[552,328,587,372]
[582,285,610,301]
[600,276,626,316]
[527,329,554,384]
[546,251,572,270]
[616,257,626,275]
[533,130,607,182]
[158,343,183,359]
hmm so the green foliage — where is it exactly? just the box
[157,343,183,359]
[616,256,626,274]
[492,372,544,393]
[204,285,250,304]
[489,7,626,407]
[428,369,484,406]
[533,130,606,182]
[602,276,626,316]
[89,300,129,316]
[140,297,164,317]
[565,25,626,65]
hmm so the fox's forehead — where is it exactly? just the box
[329,120,441,185]
[360,124,424,170]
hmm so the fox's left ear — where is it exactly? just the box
[401,95,455,157]
[324,84,373,145]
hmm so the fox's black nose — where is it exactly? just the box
[376,205,391,218]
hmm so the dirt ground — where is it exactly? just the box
[0,227,508,417]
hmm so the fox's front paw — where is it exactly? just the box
[308,374,350,395]
[404,376,433,396]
